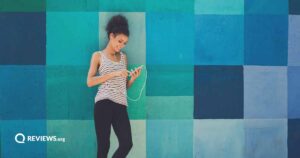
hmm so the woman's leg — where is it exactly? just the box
[111,103,133,158]
[94,99,114,158]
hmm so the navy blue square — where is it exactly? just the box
[245,15,288,66]
[194,66,244,119]
[288,119,300,158]
[0,13,46,65]
[289,0,300,14]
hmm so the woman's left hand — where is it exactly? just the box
[129,67,142,81]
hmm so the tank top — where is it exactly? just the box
[94,51,128,106]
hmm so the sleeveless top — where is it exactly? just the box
[94,51,128,106]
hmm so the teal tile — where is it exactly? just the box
[147,120,193,158]
[195,15,244,65]
[47,12,99,65]
[47,66,97,120]
[99,12,146,65]
[0,0,45,12]
[146,0,194,13]
[0,66,46,120]
[245,0,288,15]
[195,0,244,15]
[47,0,98,11]
[146,96,193,119]
[1,120,47,158]
[194,119,244,158]
[146,13,194,65]
[108,120,146,158]
[99,0,145,12]
[146,65,194,96]
[47,120,96,158]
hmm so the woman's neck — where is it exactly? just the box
[104,44,117,56]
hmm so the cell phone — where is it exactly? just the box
[127,65,144,76]
[138,65,144,69]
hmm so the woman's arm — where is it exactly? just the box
[125,54,142,89]
[86,52,116,87]
[125,54,134,89]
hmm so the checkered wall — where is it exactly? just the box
[0,0,299,158]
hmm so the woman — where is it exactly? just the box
[87,14,142,158]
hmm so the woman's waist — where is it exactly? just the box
[97,85,127,94]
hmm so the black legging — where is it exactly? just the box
[94,99,133,158]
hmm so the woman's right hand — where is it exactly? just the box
[113,69,128,78]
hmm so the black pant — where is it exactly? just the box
[94,99,133,158]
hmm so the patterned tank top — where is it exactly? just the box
[94,51,128,106]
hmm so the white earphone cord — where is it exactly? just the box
[126,66,147,101]
[103,66,147,102]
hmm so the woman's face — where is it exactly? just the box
[109,33,128,53]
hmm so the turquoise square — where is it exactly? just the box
[146,96,193,119]
[146,0,194,13]
[147,120,193,158]
[146,13,194,65]
[195,0,244,15]
[47,0,98,11]
[47,66,96,120]
[99,0,145,12]
[47,120,96,158]
[146,65,194,96]
[195,15,244,65]
[47,12,99,66]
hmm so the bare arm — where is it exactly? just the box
[86,52,116,87]
[125,55,141,89]
[125,54,135,89]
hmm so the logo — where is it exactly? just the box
[15,133,25,144]
[15,133,66,144]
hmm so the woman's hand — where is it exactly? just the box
[113,69,128,78]
[129,67,142,81]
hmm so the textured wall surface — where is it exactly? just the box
[0,0,299,158]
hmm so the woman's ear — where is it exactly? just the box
[109,33,115,40]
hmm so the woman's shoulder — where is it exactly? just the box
[91,51,102,63]
[93,50,102,55]
[92,51,101,57]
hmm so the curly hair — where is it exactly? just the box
[105,14,129,39]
